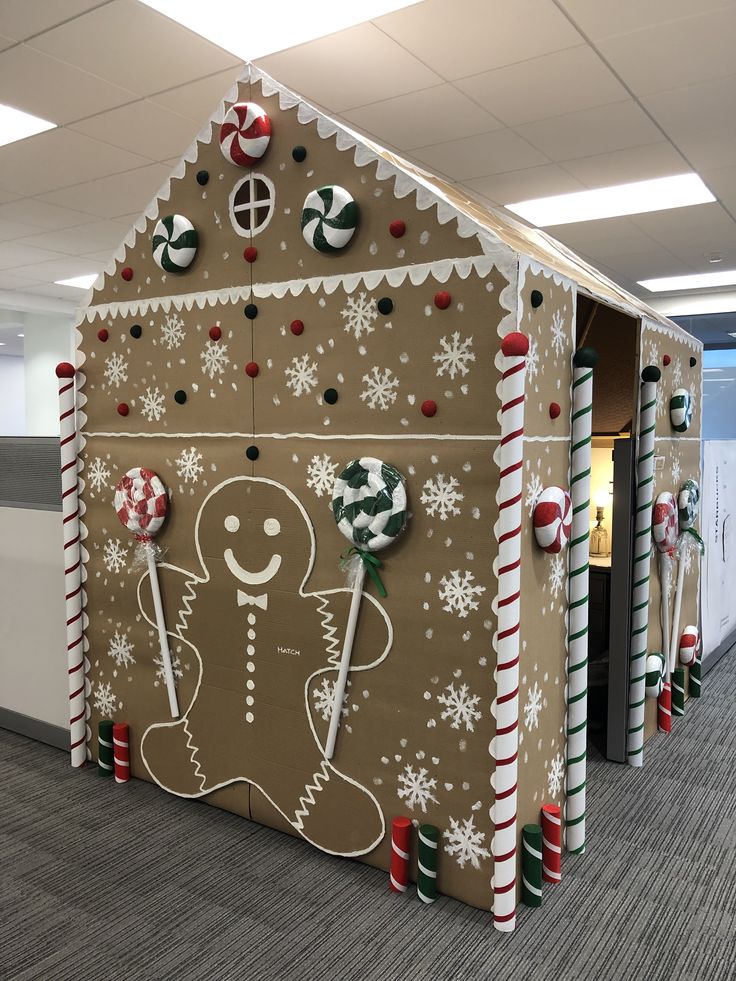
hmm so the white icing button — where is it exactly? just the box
[263,517,280,536]
[247,628,256,640]
[224,514,240,533]
[246,662,255,673]
[245,711,254,723]
[247,613,256,625]
[247,644,255,655]
[246,679,255,690]
[246,695,254,706]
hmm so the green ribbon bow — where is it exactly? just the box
[681,527,705,555]
[341,547,387,597]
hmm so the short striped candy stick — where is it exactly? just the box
[113,722,130,783]
[689,649,702,697]
[417,824,439,904]
[671,668,685,717]
[521,824,543,908]
[390,817,412,893]
[541,804,562,884]
[98,719,114,777]
[491,331,529,933]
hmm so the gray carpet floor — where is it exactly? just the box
[2,653,735,981]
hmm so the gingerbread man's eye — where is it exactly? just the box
[263,517,280,537]
[224,515,240,533]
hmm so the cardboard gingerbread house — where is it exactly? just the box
[61,64,703,929]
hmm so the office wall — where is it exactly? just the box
[0,356,25,435]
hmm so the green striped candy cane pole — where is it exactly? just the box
[417,824,439,904]
[627,365,661,766]
[98,719,114,777]
[521,824,543,907]
[566,346,598,854]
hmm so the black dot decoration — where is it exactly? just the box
[292,145,307,162]
[324,388,338,405]
[690,356,697,367]
[530,290,544,309]
[244,303,258,320]
[174,390,187,404]
[196,170,209,186]
[130,324,142,339]
[246,445,259,461]
[377,297,393,315]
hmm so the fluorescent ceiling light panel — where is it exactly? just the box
[139,0,424,59]
[0,104,56,148]
[505,174,714,227]
[638,269,736,293]
[55,274,98,289]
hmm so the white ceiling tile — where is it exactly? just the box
[596,250,694,282]
[28,0,240,97]
[0,270,44,290]
[543,217,661,261]
[37,162,173,219]
[70,100,198,163]
[515,100,662,162]
[343,85,502,153]
[558,0,736,40]
[0,33,16,51]
[0,0,107,41]
[412,129,548,181]
[150,68,242,122]
[465,165,585,206]
[0,199,98,230]
[561,142,690,189]
[81,249,118,263]
[0,242,69,271]
[700,165,736,216]
[20,281,92,300]
[0,218,46,242]
[455,45,628,126]
[14,254,106,282]
[0,43,139,126]
[629,203,736,254]
[257,23,442,113]
[376,0,583,80]
[18,219,129,256]
[643,76,736,171]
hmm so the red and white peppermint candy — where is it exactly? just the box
[652,491,677,553]
[220,102,271,168]
[679,625,699,667]
[533,486,572,554]
[114,467,168,541]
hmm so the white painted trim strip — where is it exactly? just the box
[82,430,572,442]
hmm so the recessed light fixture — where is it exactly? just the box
[0,341,5,346]
[17,332,24,338]
[139,0,424,58]
[55,274,99,289]
[505,173,715,227]
[707,252,724,264]
[638,269,736,292]
[0,103,56,148]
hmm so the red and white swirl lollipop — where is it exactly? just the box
[533,486,572,554]
[114,468,179,718]
[220,102,271,167]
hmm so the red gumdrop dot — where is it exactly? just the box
[245,361,259,378]
[209,325,222,341]
[97,328,109,342]
[434,291,451,310]
[502,331,529,358]
[244,246,258,263]
[663,354,671,366]
[121,267,133,282]
[290,319,304,336]
[421,399,437,418]
[117,402,130,417]
[549,402,561,420]
[389,219,406,238]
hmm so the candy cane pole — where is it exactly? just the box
[565,346,598,855]
[491,331,528,933]
[669,543,687,669]
[56,363,87,768]
[627,366,660,767]
[658,551,672,733]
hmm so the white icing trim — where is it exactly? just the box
[641,316,702,353]
[81,430,571,442]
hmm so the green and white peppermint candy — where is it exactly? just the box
[332,457,407,552]
[152,214,199,273]
[645,651,666,698]
[670,387,693,433]
[301,185,359,254]
[678,478,700,530]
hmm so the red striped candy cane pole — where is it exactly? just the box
[390,816,411,893]
[541,804,562,883]
[491,331,528,932]
[113,722,130,783]
[56,362,86,768]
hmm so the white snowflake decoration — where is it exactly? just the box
[432,332,475,380]
[306,454,339,498]
[360,366,399,411]
[104,352,128,387]
[154,653,183,687]
[93,680,117,716]
[420,473,464,521]
[444,815,490,869]
[523,682,542,730]
[525,472,543,517]
[683,544,694,575]
[140,386,166,423]
[671,456,682,486]
[547,752,565,798]
[160,312,185,350]
[176,446,204,484]
[108,630,135,669]
[87,457,111,496]
[550,309,567,358]
[285,353,318,397]
[437,681,482,732]
[656,384,667,419]
[200,339,230,379]
[438,570,486,618]
[341,292,378,340]
[549,555,565,599]
[526,337,539,380]
[312,677,350,721]
[397,764,438,813]
[103,538,128,573]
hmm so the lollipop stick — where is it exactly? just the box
[669,546,686,671]
[147,547,179,718]
[325,561,366,760]
[657,552,672,733]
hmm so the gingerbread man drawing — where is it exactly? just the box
[138,476,391,856]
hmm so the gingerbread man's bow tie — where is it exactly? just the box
[237,590,268,611]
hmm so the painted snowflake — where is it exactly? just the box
[549,554,565,599]
[523,681,542,730]
[104,352,128,387]
[341,291,378,340]
[437,681,482,732]
[672,358,683,388]
[432,332,475,380]
[683,543,694,574]
[306,454,339,498]
[285,353,318,397]
[103,538,128,574]
[176,446,204,484]
[93,680,117,717]
[87,457,111,496]
[200,339,230,379]
[526,336,539,380]
[438,570,486,619]
[420,473,464,521]
[550,309,567,358]
[154,653,183,687]
[397,764,439,813]
[547,752,565,798]
[645,340,659,369]
[671,456,682,486]
[312,677,350,721]
[444,815,490,870]
[108,630,135,669]
[656,384,667,419]
[140,386,166,423]
[360,366,399,411]
[160,312,185,350]
[525,472,543,517]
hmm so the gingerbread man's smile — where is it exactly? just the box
[223,513,282,585]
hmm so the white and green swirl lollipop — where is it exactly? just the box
[325,458,408,758]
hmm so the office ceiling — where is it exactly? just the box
[0,0,735,310]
